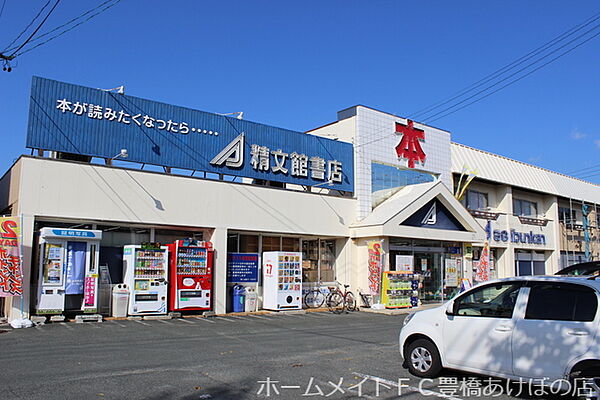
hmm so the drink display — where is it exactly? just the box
[382,271,420,309]
[263,251,302,311]
[123,244,169,315]
[167,239,213,312]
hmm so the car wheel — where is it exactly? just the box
[405,339,442,378]
[571,367,600,400]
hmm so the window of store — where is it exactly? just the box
[302,239,336,283]
[262,236,280,252]
[466,190,488,211]
[558,207,577,224]
[239,234,259,253]
[371,162,436,209]
[513,199,537,217]
[515,251,545,276]
[282,237,300,252]
[227,233,300,253]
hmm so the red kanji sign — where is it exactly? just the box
[395,120,426,168]
[0,217,22,297]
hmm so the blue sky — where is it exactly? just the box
[1,1,600,182]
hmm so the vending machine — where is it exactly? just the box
[167,239,214,312]
[123,244,169,315]
[36,228,102,315]
[381,271,420,309]
[262,251,302,311]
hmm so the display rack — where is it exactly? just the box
[382,271,421,309]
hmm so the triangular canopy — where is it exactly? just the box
[350,181,485,243]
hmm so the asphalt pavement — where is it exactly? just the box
[0,312,564,400]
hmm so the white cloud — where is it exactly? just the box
[571,131,587,140]
[595,140,600,148]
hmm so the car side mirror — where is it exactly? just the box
[445,302,455,316]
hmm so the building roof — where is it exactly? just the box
[350,181,485,242]
[451,142,600,204]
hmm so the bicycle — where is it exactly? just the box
[358,290,372,308]
[303,283,328,309]
[326,282,356,314]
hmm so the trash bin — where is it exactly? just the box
[232,285,245,313]
[245,289,258,312]
[112,283,129,318]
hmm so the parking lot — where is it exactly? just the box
[0,311,565,400]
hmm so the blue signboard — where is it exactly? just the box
[27,77,354,191]
[227,253,259,283]
[51,229,98,238]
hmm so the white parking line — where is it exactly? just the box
[177,318,196,324]
[59,322,73,330]
[132,319,150,326]
[194,317,216,323]
[215,317,236,323]
[353,373,463,400]
[227,315,247,320]
[248,314,270,320]
[108,320,127,328]
[157,319,173,325]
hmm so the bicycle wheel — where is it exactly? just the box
[327,291,344,314]
[304,289,325,308]
[345,292,356,312]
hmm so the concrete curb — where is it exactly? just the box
[359,303,442,315]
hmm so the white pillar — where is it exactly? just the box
[209,227,228,314]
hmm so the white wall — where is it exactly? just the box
[11,156,356,318]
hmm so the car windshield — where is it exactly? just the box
[555,262,600,276]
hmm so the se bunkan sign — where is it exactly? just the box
[26,77,354,191]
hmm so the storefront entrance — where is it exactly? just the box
[390,239,463,302]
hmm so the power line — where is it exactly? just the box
[1,0,52,53]
[408,10,600,120]
[10,0,121,58]
[567,163,600,175]
[2,0,119,55]
[5,0,61,59]
[0,0,7,20]
[425,28,600,124]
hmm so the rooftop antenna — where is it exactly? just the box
[217,111,244,120]
[100,85,125,94]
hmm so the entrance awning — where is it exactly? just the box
[350,181,485,243]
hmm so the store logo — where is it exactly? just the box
[395,120,426,168]
[210,133,245,168]
[421,202,437,225]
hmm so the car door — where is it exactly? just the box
[512,281,600,380]
[443,281,525,375]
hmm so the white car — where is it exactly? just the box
[399,276,600,396]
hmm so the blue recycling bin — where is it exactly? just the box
[232,285,246,312]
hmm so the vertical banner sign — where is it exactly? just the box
[474,241,491,284]
[0,217,22,297]
[83,276,96,307]
[367,241,383,296]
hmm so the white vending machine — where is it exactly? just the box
[123,244,169,315]
[262,251,302,311]
[36,228,102,315]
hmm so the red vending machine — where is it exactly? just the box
[167,239,214,312]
